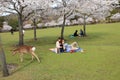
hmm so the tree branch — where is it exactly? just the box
[65,10,74,18]
[23,10,34,21]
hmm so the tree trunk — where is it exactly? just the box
[0,37,9,77]
[33,19,37,41]
[61,14,66,39]
[83,15,86,36]
[18,14,24,46]
[0,48,9,77]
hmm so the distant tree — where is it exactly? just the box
[75,0,117,36]
[0,16,5,29]
[0,0,50,45]
[7,15,18,30]
[116,0,120,6]
[30,2,50,41]
[51,0,75,39]
[106,0,120,22]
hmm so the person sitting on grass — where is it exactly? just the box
[69,30,79,38]
[64,42,84,53]
[59,37,65,53]
[73,30,79,37]
[49,41,84,53]
[79,29,84,37]
[49,37,65,54]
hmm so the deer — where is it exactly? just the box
[12,45,40,62]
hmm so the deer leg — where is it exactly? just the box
[20,53,23,62]
[31,54,34,61]
[31,52,40,62]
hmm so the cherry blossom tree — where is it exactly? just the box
[31,9,46,41]
[74,0,118,36]
[29,2,50,41]
[0,0,50,45]
[50,0,76,38]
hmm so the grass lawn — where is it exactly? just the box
[0,23,120,80]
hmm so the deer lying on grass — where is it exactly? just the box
[12,45,40,62]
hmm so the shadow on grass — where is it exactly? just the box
[9,54,43,75]
[24,32,109,46]
[79,32,110,41]
[25,36,59,46]
[10,61,33,75]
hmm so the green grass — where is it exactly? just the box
[0,23,120,80]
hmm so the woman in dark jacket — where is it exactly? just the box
[73,30,79,37]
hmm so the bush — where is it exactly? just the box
[8,17,18,31]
